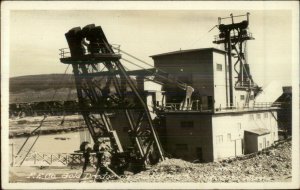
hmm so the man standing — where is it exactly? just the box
[94,140,112,181]
[79,142,92,182]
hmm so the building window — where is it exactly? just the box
[267,141,270,147]
[175,144,188,151]
[181,121,194,128]
[264,112,268,118]
[256,113,261,119]
[216,64,222,71]
[249,114,254,120]
[259,143,262,149]
[216,135,223,144]
[249,95,254,100]
[227,133,231,142]
[240,95,245,100]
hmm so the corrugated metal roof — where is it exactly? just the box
[150,48,227,58]
[245,128,270,136]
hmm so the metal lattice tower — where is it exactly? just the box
[60,24,164,170]
[213,13,258,107]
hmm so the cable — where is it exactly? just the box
[120,57,186,90]
[50,65,70,101]
[187,24,218,48]
[16,65,71,163]
[112,47,187,86]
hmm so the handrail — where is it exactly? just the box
[59,43,121,59]
[11,151,100,166]
[214,32,253,42]
[59,48,70,58]
[161,101,281,113]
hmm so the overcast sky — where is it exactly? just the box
[9,10,292,87]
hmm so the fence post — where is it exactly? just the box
[11,143,14,167]
[66,155,69,165]
[34,152,36,164]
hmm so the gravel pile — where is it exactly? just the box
[119,139,292,183]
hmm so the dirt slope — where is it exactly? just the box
[119,139,292,182]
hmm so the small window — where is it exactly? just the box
[249,114,254,120]
[175,144,188,151]
[240,95,245,100]
[216,135,223,144]
[267,141,270,146]
[249,95,254,100]
[216,64,222,71]
[264,113,268,118]
[227,133,231,142]
[256,113,261,119]
[181,121,194,128]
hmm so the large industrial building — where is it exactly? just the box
[107,14,281,163]
[145,48,278,162]
[109,46,279,163]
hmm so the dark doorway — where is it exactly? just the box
[196,147,203,162]
[207,96,213,110]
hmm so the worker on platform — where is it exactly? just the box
[94,140,112,181]
[81,37,89,55]
[79,141,92,181]
[94,140,104,172]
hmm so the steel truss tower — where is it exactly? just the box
[60,24,164,171]
[213,13,258,107]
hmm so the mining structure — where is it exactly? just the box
[58,13,280,172]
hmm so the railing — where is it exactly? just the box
[164,103,182,111]
[59,44,120,59]
[213,32,253,42]
[254,102,281,108]
[110,44,121,53]
[163,102,214,112]
[160,101,281,113]
[11,150,97,167]
[59,48,70,58]
[235,81,256,89]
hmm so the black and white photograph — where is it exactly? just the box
[1,1,299,189]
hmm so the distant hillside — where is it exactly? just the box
[10,74,75,93]
[9,74,136,104]
[10,74,77,103]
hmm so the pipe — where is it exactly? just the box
[227,31,234,107]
